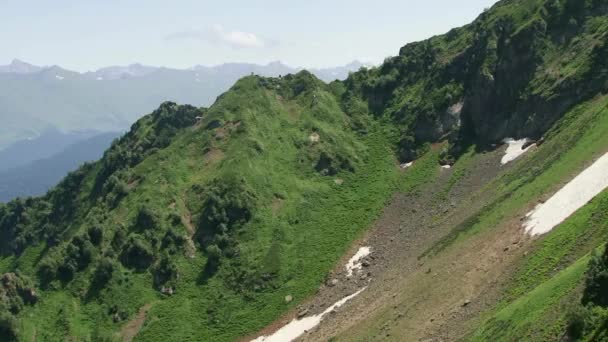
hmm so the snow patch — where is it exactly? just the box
[345,246,371,277]
[524,152,608,235]
[501,138,533,165]
[400,162,413,169]
[441,165,452,169]
[55,75,64,80]
[96,76,103,80]
[251,288,366,342]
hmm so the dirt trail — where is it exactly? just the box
[177,197,197,258]
[120,303,152,342]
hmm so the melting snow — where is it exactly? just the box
[251,288,366,342]
[524,152,608,235]
[501,138,533,165]
[345,246,371,277]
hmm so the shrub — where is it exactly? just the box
[92,258,114,289]
[0,312,17,342]
[198,177,256,239]
[88,225,104,246]
[152,255,178,288]
[135,206,158,231]
[583,247,608,307]
[120,235,155,271]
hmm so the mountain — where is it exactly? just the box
[0,128,107,172]
[0,132,121,202]
[0,59,43,74]
[0,0,607,341]
[0,61,369,150]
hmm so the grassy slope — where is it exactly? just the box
[471,191,608,341]
[1,75,446,342]
[456,97,608,340]
[335,94,608,341]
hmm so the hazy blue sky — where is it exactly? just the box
[1,0,498,71]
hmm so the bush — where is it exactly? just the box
[120,235,155,271]
[198,177,256,239]
[583,247,608,307]
[135,206,158,232]
[152,255,178,288]
[566,304,590,339]
[0,312,17,342]
[92,258,114,289]
[88,225,104,246]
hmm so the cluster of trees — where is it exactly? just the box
[0,161,96,257]
[38,234,97,284]
[0,272,37,341]
[195,177,256,275]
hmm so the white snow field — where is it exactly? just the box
[524,152,608,235]
[501,138,534,165]
[251,288,367,342]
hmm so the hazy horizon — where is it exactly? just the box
[2,0,498,72]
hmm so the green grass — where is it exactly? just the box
[470,253,590,341]
[470,188,608,341]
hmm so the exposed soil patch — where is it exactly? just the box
[204,148,225,165]
[271,197,284,216]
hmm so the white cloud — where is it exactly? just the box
[165,25,268,49]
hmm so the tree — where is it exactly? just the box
[583,247,608,307]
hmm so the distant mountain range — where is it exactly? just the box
[0,132,121,203]
[0,59,370,150]
[0,59,371,201]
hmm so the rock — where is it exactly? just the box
[327,279,339,287]
[309,132,320,143]
[285,295,293,303]
[536,137,545,146]
[360,273,367,280]
[522,140,536,150]
[425,268,432,274]
[206,120,222,129]
[504,247,510,252]
[462,300,471,307]
[161,286,174,296]
[362,260,371,267]
[297,309,309,318]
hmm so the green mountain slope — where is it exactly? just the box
[0,0,607,341]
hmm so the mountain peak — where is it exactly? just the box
[0,59,42,74]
